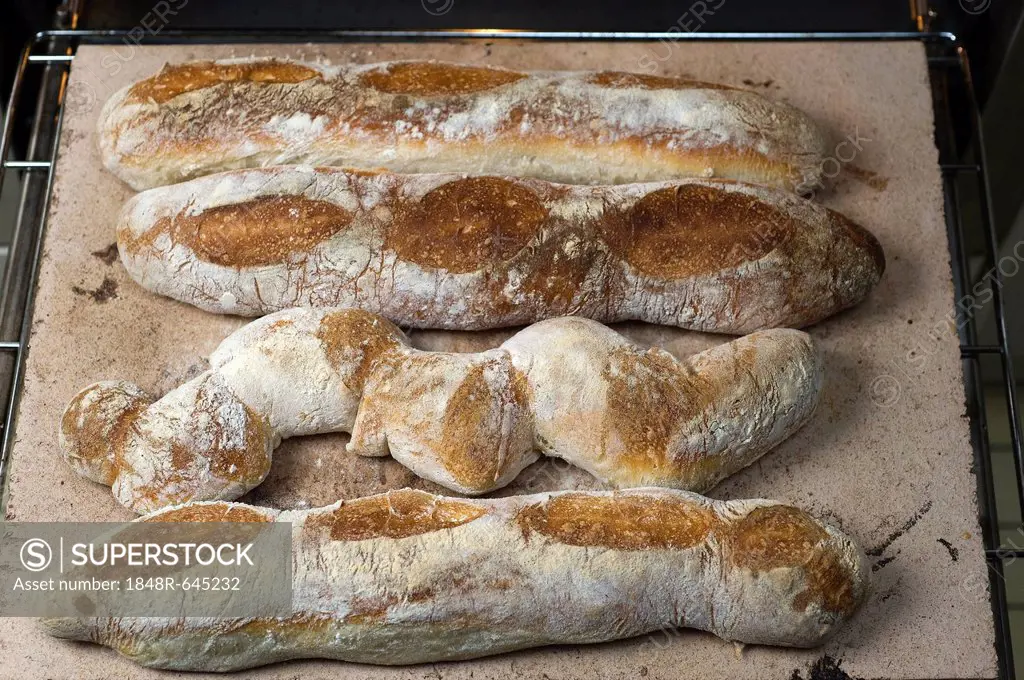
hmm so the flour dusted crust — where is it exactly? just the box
[98,59,831,191]
[116,166,884,333]
[41,488,870,670]
[59,309,822,514]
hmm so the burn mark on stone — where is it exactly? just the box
[845,165,889,191]
[866,500,932,557]
[790,656,856,680]
[91,243,119,265]
[72,276,118,303]
[589,71,735,90]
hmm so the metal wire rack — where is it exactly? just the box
[0,28,1018,678]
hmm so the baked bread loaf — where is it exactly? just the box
[60,308,822,514]
[98,58,831,191]
[42,488,870,670]
[117,166,884,333]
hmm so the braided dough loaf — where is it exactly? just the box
[117,166,884,333]
[60,308,822,514]
[42,488,870,670]
[98,58,831,191]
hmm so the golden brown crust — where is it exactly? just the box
[129,383,273,510]
[127,61,321,104]
[725,505,858,615]
[213,405,274,485]
[600,344,747,486]
[103,59,832,193]
[343,597,398,624]
[831,210,886,276]
[45,489,869,664]
[315,309,405,391]
[200,382,274,488]
[359,62,527,96]
[600,184,794,278]
[143,503,273,523]
[436,363,533,490]
[61,386,151,485]
[305,489,486,541]
[121,170,884,332]
[172,196,352,267]
[221,612,334,636]
[523,228,609,311]
[386,177,548,273]
[517,493,719,550]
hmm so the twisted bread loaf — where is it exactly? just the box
[98,58,831,191]
[60,308,822,514]
[117,166,884,333]
[42,488,870,670]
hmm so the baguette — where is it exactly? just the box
[42,487,870,670]
[98,58,831,191]
[60,308,822,514]
[117,166,884,333]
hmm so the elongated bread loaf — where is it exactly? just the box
[60,308,821,514]
[98,58,831,191]
[42,488,870,670]
[117,166,884,333]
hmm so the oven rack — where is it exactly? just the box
[0,28,1017,679]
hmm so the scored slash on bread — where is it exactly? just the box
[59,308,823,514]
[98,58,832,191]
[116,166,884,333]
[41,487,870,669]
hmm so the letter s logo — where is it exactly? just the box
[20,539,52,572]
